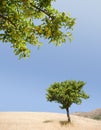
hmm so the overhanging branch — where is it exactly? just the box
[30,3,54,20]
[0,14,15,27]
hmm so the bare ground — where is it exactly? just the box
[0,112,101,130]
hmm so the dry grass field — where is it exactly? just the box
[0,112,101,130]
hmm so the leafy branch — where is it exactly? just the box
[0,14,16,27]
[30,3,55,20]
[0,0,75,58]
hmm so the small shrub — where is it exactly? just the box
[93,116,101,120]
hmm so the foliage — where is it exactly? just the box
[46,80,89,109]
[0,0,75,59]
[46,80,89,121]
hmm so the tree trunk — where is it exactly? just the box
[66,107,71,122]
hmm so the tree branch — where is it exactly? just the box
[0,14,16,27]
[30,3,54,20]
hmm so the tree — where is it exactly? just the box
[0,0,75,59]
[46,80,89,122]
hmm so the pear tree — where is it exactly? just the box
[46,80,89,122]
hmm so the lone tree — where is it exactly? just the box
[46,80,89,122]
[0,0,75,59]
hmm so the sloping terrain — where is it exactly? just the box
[0,112,101,130]
[73,108,101,120]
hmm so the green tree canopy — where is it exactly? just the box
[0,0,75,59]
[46,80,89,122]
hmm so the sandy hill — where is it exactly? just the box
[0,112,101,130]
[73,108,101,120]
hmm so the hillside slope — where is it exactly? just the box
[73,108,101,120]
[0,112,101,130]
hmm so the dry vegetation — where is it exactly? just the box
[0,112,101,130]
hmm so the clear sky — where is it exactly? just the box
[0,0,101,113]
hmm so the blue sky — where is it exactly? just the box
[0,0,101,113]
